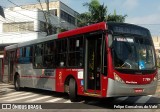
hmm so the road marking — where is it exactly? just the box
[2,92,23,96]
[45,98,63,102]
[25,96,51,102]
[147,95,153,97]
[113,97,128,104]
[0,93,32,100]
[5,94,38,102]
[135,96,151,103]
[64,100,72,103]
[0,84,12,86]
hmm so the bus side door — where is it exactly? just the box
[84,32,105,94]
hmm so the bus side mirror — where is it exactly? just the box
[108,34,113,47]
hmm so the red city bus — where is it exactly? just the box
[3,22,158,102]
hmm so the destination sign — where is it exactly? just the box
[108,23,150,37]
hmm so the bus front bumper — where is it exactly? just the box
[106,78,157,97]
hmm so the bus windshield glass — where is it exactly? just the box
[112,35,156,70]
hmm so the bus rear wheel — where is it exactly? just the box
[69,78,77,102]
[14,75,21,91]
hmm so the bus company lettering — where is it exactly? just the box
[126,81,137,84]
[42,69,55,76]
[143,78,151,82]
[66,69,79,71]
[71,69,79,71]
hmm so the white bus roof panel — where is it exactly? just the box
[5,44,18,50]
[18,34,58,47]
[5,34,58,50]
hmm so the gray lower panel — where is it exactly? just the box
[34,78,56,91]
[107,78,157,97]
[20,77,56,91]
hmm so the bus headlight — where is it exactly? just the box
[150,75,158,84]
[114,72,125,83]
[153,75,157,82]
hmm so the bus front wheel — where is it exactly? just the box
[69,78,77,102]
[14,75,21,91]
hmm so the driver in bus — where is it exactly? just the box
[121,52,138,69]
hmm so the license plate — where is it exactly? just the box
[134,88,144,93]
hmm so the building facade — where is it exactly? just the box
[152,36,160,66]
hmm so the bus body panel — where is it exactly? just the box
[113,70,156,85]
[18,63,56,91]
[3,65,9,82]
[100,75,108,97]
[107,78,157,97]
[58,22,107,39]
[100,34,110,97]
[55,69,84,95]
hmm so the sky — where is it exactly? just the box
[1,0,160,36]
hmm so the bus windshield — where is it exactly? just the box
[112,35,156,70]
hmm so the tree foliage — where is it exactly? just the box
[107,10,127,23]
[0,6,5,18]
[77,0,127,27]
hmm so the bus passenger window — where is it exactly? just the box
[20,48,23,57]
[25,46,33,62]
[68,37,84,67]
[43,41,56,68]
[56,39,67,67]
[34,44,43,68]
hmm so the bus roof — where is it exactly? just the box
[5,44,18,51]
[58,22,107,39]
[5,34,58,50]
[18,34,57,47]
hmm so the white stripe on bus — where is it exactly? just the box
[25,96,51,102]
[45,98,63,102]
[5,94,38,102]
[0,93,32,100]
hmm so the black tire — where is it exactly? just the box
[14,75,21,91]
[69,78,77,102]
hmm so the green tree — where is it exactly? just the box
[77,12,91,27]
[83,0,107,23]
[77,0,127,27]
[107,10,127,23]
[0,6,5,18]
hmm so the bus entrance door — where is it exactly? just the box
[85,34,103,94]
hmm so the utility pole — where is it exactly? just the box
[46,0,52,35]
